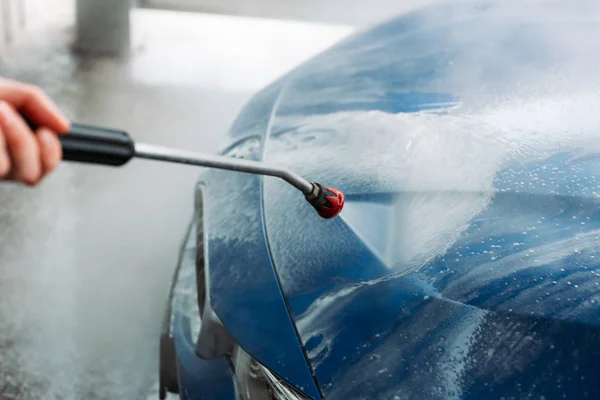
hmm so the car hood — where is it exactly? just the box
[259,1,600,399]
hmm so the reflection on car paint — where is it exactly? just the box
[199,84,322,399]
[261,1,600,398]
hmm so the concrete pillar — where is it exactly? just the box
[75,0,131,56]
[2,0,22,44]
[0,1,6,54]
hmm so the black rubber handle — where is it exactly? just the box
[24,116,135,167]
[58,123,135,166]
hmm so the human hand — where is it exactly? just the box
[0,77,70,186]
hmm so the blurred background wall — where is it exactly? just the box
[0,0,26,51]
[1,0,72,51]
[140,0,435,25]
[1,0,435,57]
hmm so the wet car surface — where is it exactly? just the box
[165,1,600,399]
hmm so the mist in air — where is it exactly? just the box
[3,0,600,399]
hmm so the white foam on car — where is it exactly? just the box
[264,86,600,294]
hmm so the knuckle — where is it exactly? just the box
[27,85,46,100]
[10,129,28,150]
[0,100,12,118]
[16,165,42,186]
[0,101,18,129]
[22,173,41,187]
[0,158,10,177]
[43,156,59,174]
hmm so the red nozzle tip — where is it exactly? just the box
[305,183,345,219]
[318,186,344,219]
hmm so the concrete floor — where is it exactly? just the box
[0,9,352,399]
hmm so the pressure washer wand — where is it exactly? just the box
[40,122,344,219]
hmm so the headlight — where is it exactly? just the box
[232,345,312,400]
[222,136,261,159]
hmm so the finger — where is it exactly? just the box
[0,101,42,185]
[0,78,70,134]
[0,125,10,178]
[36,128,62,178]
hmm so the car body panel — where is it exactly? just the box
[164,79,323,398]
[197,83,321,398]
[167,1,600,399]
[163,221,235,399]
[258,1,600,398]
[173,313,235,400]
[200,168,321,400]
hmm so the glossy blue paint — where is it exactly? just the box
[169,0,600,398]
[167,76,321,399]
[197,83,321,398]
[259,0,600,398]
[201,170,321,400]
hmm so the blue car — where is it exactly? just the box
[159,1,600,399]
